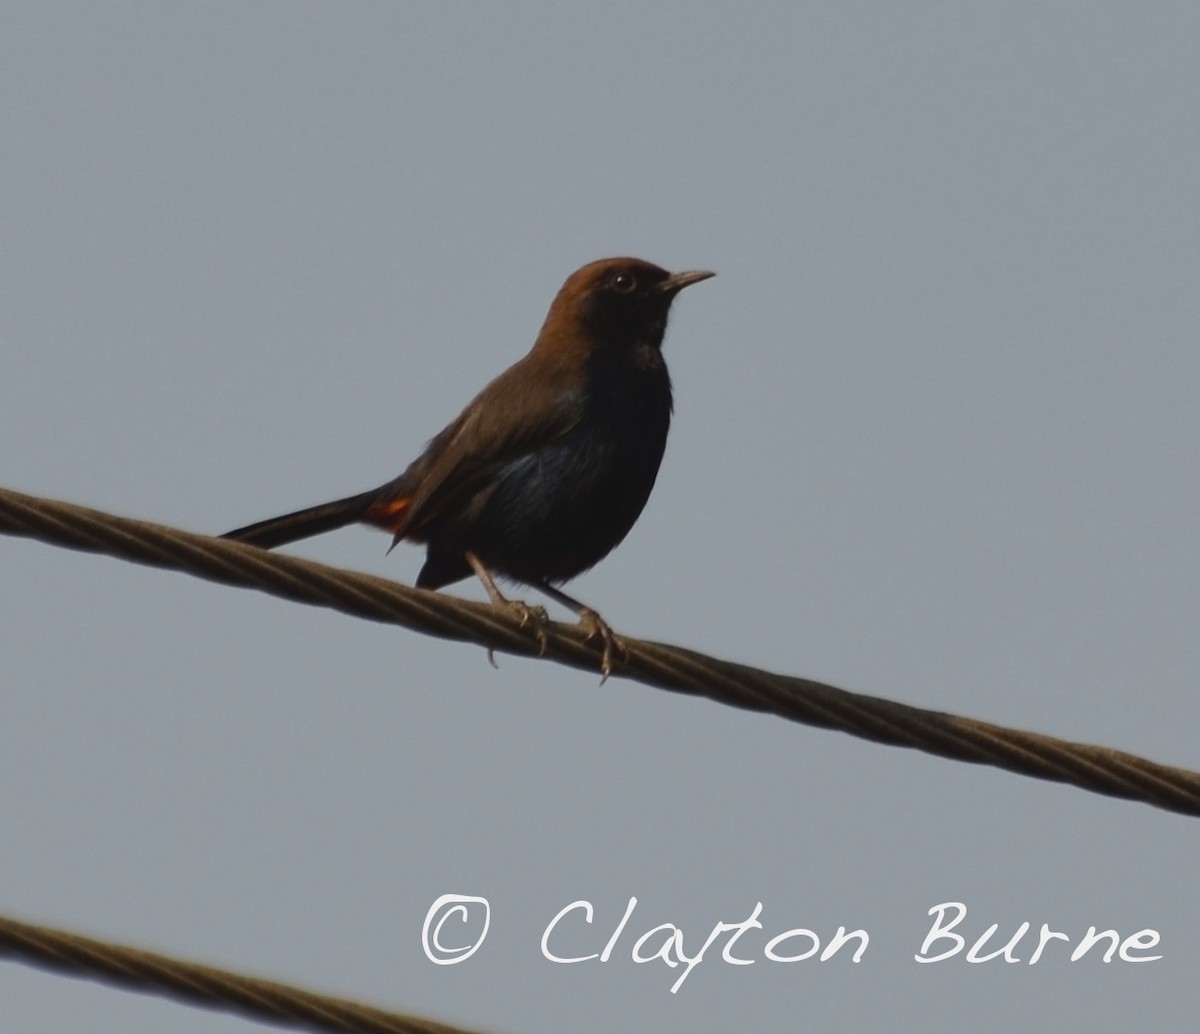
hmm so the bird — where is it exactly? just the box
[222,257,714,676]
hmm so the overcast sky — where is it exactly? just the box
[2,4,1198,1032]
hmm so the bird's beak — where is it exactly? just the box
[657,269,716,295]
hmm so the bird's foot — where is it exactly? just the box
[509,598,551,651]
[576,607,625,683]
[485,597,551,668]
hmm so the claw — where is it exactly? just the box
[483,598,551,669]
[576,607,625,683]
[508,599,551,656]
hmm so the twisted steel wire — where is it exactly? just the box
[2,485,1198,817]
[0,913,481,1034]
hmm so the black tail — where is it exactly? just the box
[221,490,378,550]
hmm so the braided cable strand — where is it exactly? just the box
[2,485,1198,817]
[0,913,478,1034]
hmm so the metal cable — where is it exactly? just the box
[0,912,481,1034]
[2,485,1198,817]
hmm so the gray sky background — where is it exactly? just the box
[2,3,1198,1031]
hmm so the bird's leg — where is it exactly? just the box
[531,582,624,683]
[465,552,549,664]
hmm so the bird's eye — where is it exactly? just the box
[610,271,638,294]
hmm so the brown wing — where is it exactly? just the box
[377,348,586,541]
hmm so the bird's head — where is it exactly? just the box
[536,257,714,356]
